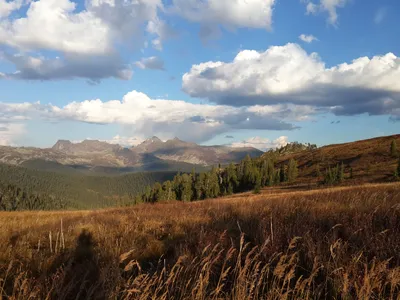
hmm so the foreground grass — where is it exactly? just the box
[1,183,400,299]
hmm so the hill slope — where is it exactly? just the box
[0,163,177,209]
[269,134,400,183]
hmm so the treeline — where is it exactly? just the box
[0,183,68,211]
[137,155,299,203]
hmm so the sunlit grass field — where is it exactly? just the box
[1,182,400,299]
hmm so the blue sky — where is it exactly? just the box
[0,0,399,150]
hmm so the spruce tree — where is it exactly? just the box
[390,140,398,157]
[280,164,286,183]
[398,159,400,176]
[395,158,400,181]
[194,173,205,200]
[287,159,298,183]
[316,163,321,177]
[181,174,193,202]
[338,162,344,183]
[253,174,261,194]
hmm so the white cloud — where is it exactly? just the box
[0,0,23,18]
[374,7,387,25]
[299,34,318,43]
[170,0,275,40]
[0,52,133,81]
[0,123,26,146]
[0,90,303,143]
[182,43,400,119]
[0,0,164,80]
[103,135,144,147]
[135,56,165,70]
[231,136,288,151]
[0,0,163,55]
[302,0,348,25]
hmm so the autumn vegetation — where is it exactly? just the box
[0,135,400,299]
[0,183,399,299]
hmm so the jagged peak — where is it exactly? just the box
[54,139,72,144]
[142,136,162,143]
[52,139,72,149]
[81,139,110,145]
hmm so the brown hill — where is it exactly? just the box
[269,134,400,183]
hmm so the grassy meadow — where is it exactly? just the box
[1,182,400,299]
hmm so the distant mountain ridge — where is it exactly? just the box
[0,137,263,173]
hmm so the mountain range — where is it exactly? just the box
[0,137,262,173]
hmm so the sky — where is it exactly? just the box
[0,0,399,151]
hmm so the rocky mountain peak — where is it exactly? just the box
[52,140,72,151]
[149,136,162,143]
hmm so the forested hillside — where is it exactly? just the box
[138,135,400,203]
[0,164,176,209]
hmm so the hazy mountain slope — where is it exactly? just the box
[0,137,263,173]
[131,137,262,165]
[0,163,177,209]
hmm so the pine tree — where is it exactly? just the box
[397,158,400,176]
[337,162,344,183]
[151,182,163,202]
[349,167,353,179]
[287,159,298,183]
[324,167,334,185]
[261,160,269,187]
[253,174,261,194]
[274,169,281,184]
[195,173,206,200]
[390,140,398,157]
[208,167,221,198]
[394,159,400,181]
[280,164,286,183]
[162,181,176,201]
[181,174,193,202]
[316,163,321,177]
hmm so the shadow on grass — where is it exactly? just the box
[51,229,104,300]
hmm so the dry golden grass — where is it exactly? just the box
[1,182,400,299]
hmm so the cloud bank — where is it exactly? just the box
[0,0,277,81]
[0,90,305,144]
[182,43,400,120]
[231,136,288,151]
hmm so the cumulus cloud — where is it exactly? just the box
[0,0,163,55]
[302,0,348,25]
[0,0,24,18]
[0,90,303,143]
[135,56,165,70]
[170,0,275,40]
[0,123,26,146]
[231,136,288,151]
[182,43,400,120]
[0,0,280,80]
[299,34,318,43]
[0,52,132,81]
[0,0,164,80]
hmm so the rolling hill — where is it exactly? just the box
[269,134,400,183]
